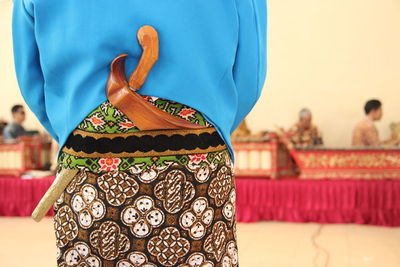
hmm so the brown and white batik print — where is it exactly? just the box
[54,100,238,266]
[54,153,238,266]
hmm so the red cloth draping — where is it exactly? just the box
[2,176,400,227]
[236,178,400,226]
[0,177,54,217]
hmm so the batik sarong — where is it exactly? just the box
[54,97,238,267]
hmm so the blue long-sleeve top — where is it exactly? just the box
[12,0,267,160]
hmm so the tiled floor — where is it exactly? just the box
[1,218,400,267]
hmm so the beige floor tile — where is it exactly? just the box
[309,224,350,267]
[346,225,400,267]
[1,218,400,267]
[0,217,56,267]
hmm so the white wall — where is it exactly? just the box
[248,0,400,147]
[1,0,399,146]
[0,0,43,131]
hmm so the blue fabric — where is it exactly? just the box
[12,0,267,160]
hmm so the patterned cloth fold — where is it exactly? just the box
[54,98,238,267]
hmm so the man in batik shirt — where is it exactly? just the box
[288,108,323,147]
[352,99,400,147]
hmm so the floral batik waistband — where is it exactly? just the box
[62,127,227,158]
[58,99,229,173]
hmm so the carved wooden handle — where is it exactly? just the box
[129,25,159,90]
[107,26,204,130]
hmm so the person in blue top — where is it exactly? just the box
[13,0,267,265]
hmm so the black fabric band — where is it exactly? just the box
[64,130,225,155]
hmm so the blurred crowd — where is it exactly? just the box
[287,99,400,148]
[232,98,400,149]
[2,99,400,149]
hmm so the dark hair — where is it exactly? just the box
[11,105,23,114]
[364,99,382,114]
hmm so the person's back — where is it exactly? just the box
[13,0,267,157]
[352,118,380,147]
[352,99,383,147]
[13,1,267,266]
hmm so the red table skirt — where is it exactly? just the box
[2,176,400,226]
[0,177,55,217]
[236,178,400,226]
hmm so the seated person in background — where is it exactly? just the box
[0,118,7,143]
[288,108,323,147]
[3,105,27,143]
[352,99,400,147]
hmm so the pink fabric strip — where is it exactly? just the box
[235,178,400,226]
[2,176,400,227]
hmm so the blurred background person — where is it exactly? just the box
[3,104,27,143]
[352,99,400,147]
[288,108,323,147]
[2,104,40,143]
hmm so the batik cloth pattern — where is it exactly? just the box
[77,97,211,135]
[288,124,323,147]
[54,97,238,267]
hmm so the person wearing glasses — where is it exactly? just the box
[3,104,27,143]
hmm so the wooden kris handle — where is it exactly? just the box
[129,25,159,90]
[106,26,205,131]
